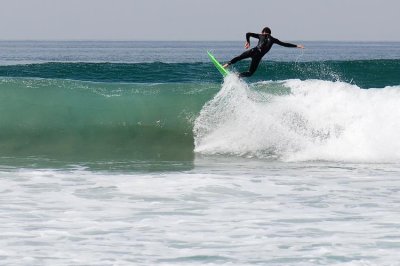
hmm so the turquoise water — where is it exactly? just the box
[1,41,400,265]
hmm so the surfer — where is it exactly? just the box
[223,27,304,77]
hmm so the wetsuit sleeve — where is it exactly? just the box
[246,32,260,43]
[273,37,297,48]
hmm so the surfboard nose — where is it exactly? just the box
[207,51,229,77]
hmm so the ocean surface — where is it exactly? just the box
[1,41,400,265]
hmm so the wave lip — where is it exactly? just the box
[194,75,400,163]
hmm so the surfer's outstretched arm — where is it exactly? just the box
[273,37,304,49]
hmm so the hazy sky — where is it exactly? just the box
[1,0,399,41]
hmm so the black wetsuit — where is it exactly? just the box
[228,33,297,77]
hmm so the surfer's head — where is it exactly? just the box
[262,27,271,35]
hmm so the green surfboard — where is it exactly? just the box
[207,51,229,77]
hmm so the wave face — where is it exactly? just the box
[194,75,400,163]
[0,78,217,161]
[0,59,399,87]
[1,58,400,163]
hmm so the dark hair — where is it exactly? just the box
[262,27,271,34]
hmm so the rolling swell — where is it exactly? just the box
[0,59,399,87]
[0,78,217,161]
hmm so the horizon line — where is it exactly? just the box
[0,39,400,43]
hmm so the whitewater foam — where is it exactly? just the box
[194,75,400,163]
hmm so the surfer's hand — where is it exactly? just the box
[297,45,304,49]
[245,42,250,49]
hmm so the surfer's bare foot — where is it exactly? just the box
[223,63,229,69]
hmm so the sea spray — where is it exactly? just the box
[194,75,278,158]
[194,76,400,162]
